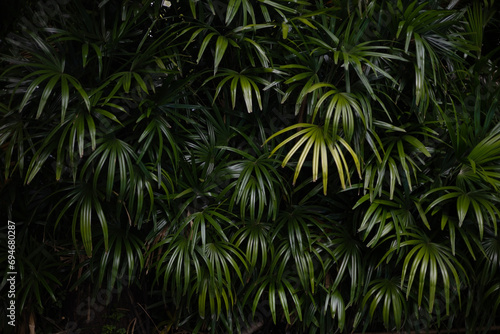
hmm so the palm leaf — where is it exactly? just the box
[265,123,361,194]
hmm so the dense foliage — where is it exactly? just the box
[1,0,500,333]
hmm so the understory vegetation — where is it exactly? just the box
[1,0,500,333]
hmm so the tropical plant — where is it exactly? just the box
[1,0,500,333]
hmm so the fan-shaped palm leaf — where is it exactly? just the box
[390,228,468,314]
[360,277,406,330]
[265,123,361,194]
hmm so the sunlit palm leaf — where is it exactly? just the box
[266,123,361,194]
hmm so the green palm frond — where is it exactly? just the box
[353,190,412,248]
[24,109,96,183]
[81,137,137,202]
[265,123,361,194]
[0,110,29,178]
[220,146,283,222]
[361,121,435,202]
[397,228,468,314]
[231,219,272,274]
[307,83,366,141]
[361,277,406,330]
[322,288,346,332]
[94,224,145,291]
[485,282,500,316]
[468,123,500,169]
[5,32,91,120]
[135,107,180,168]
[208,68,269,113]
[272,206,327,294]
[244,241,303,325]
[325,225,364,303]
[51,181,108,257]
[196,240,247,319]
[151,234,195,304]
[480,230,500,283]
[424,186,500,239]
